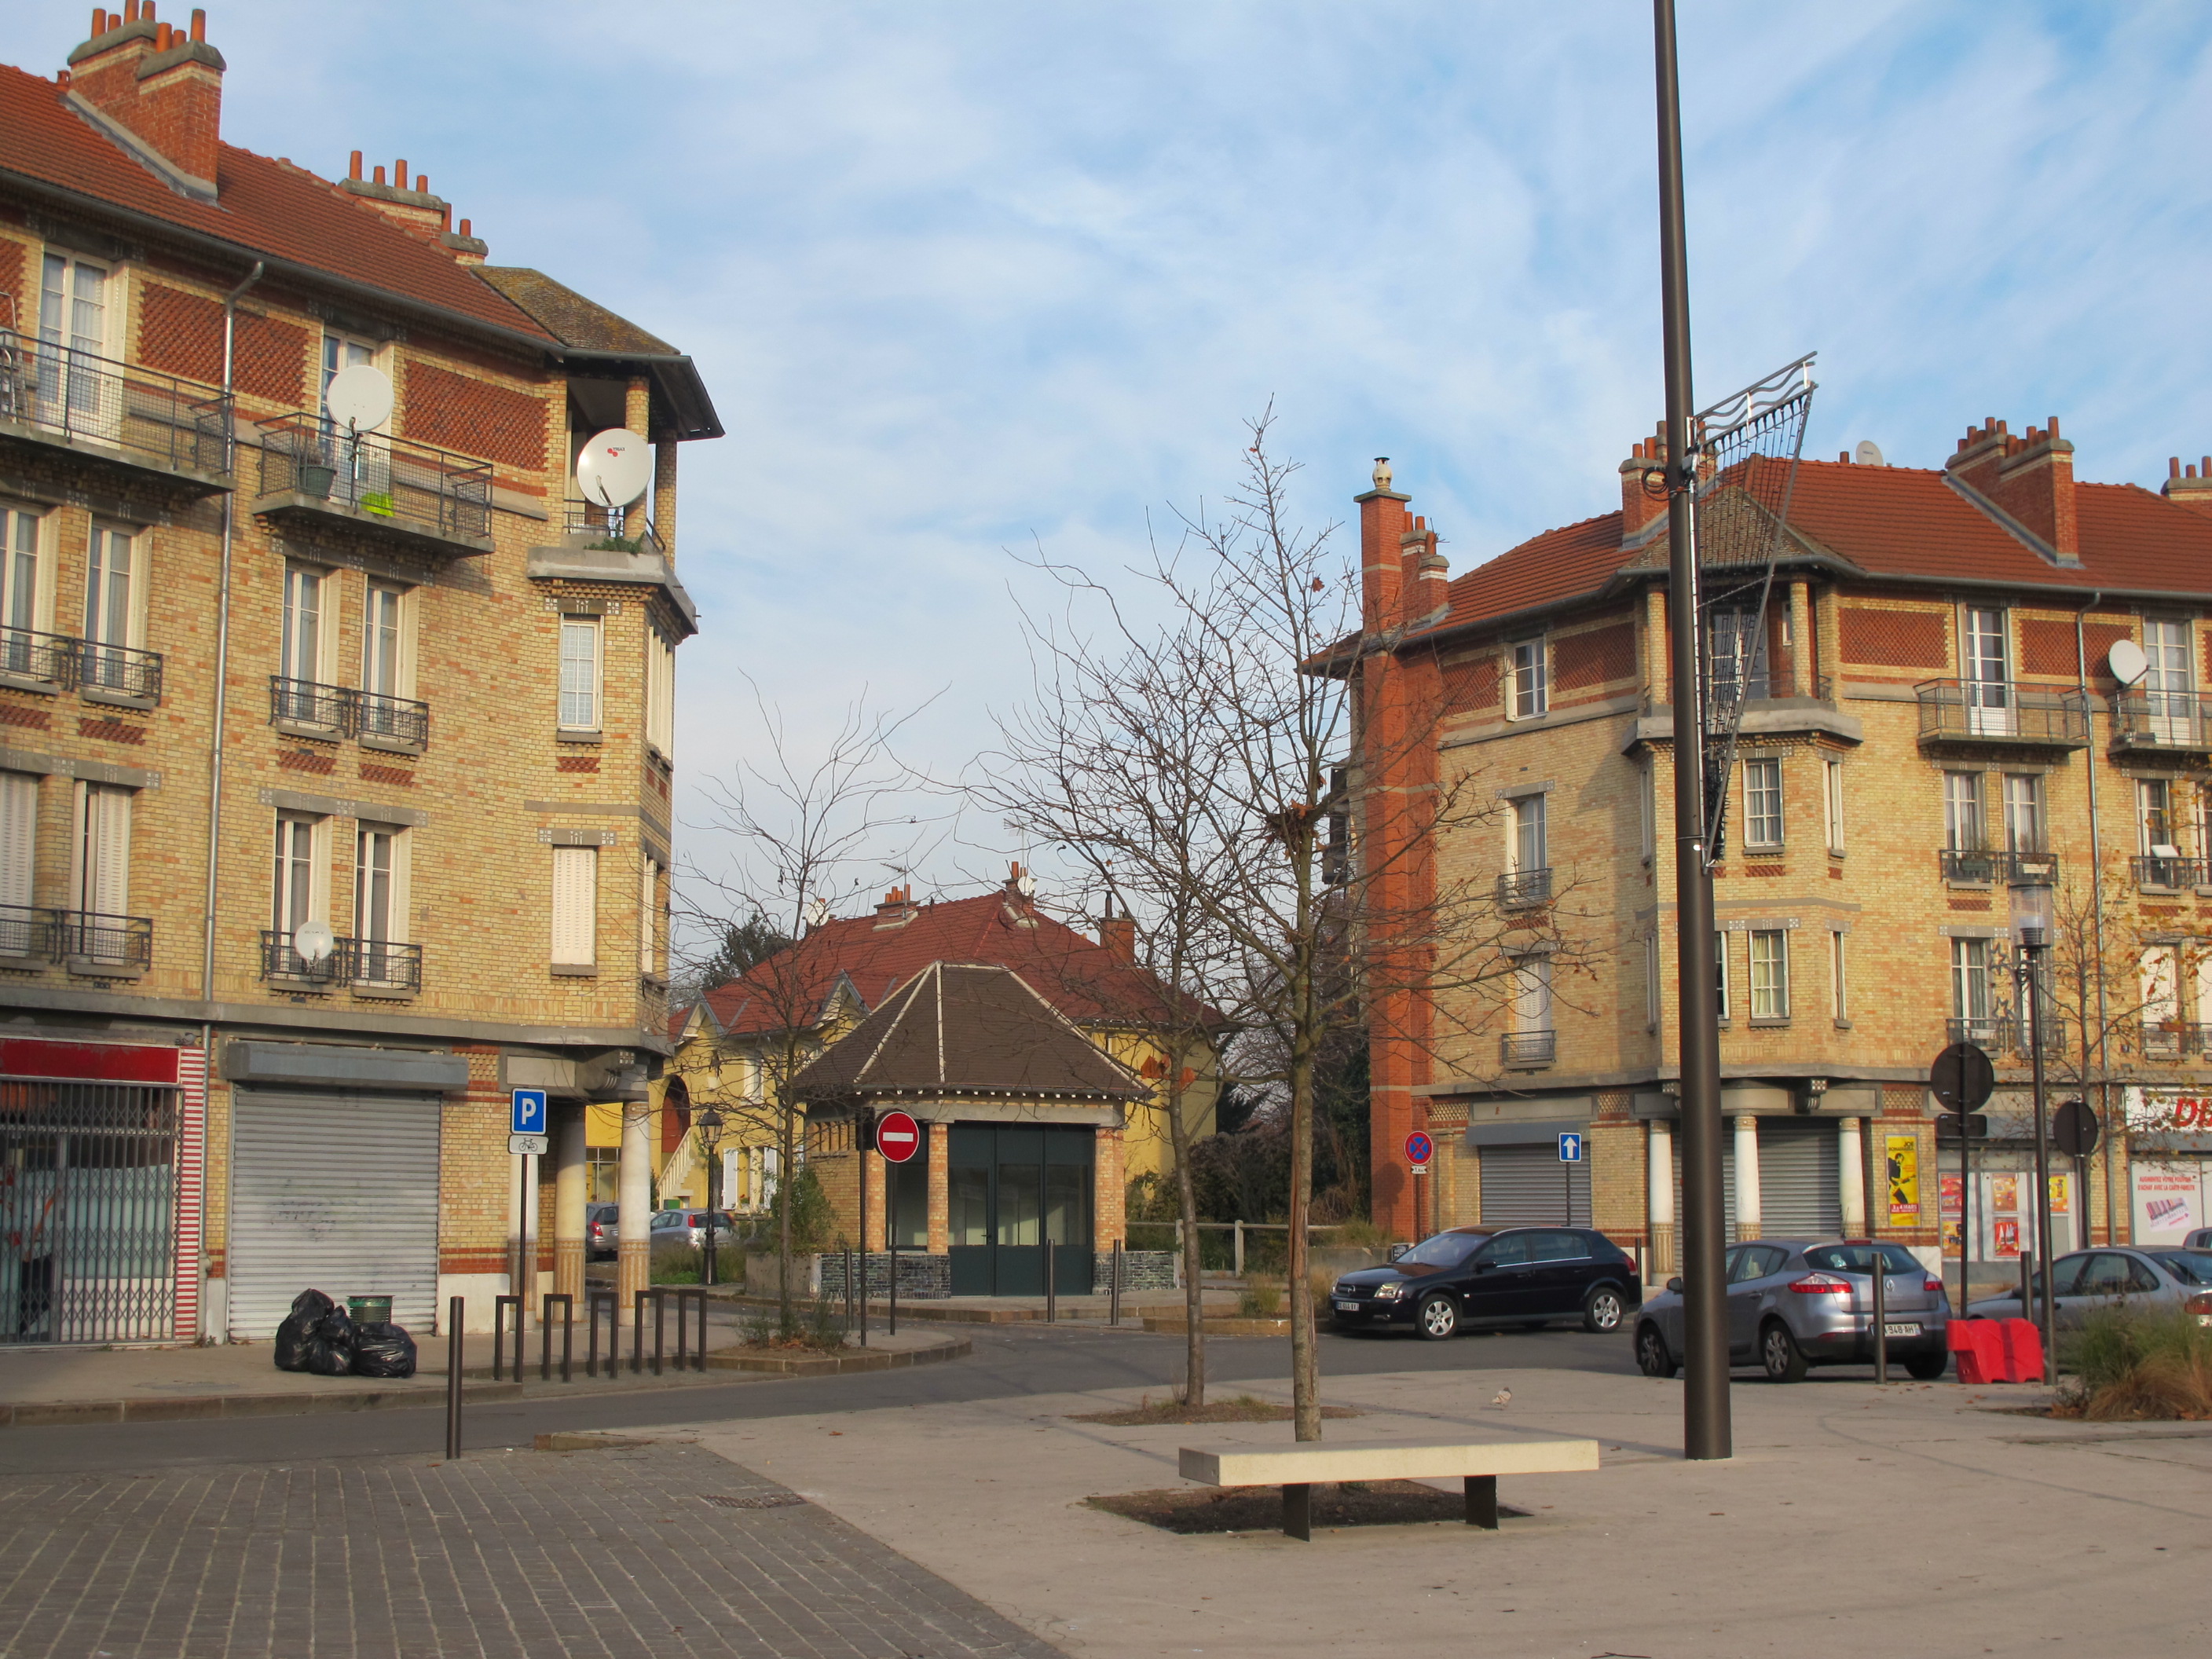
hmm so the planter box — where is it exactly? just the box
[744,1252,819,1298]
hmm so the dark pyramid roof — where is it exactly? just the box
[788,963,1146,1104]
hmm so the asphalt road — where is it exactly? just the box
[0,1320,1639,1476]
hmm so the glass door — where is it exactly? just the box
[1964,609,2012,736]
[944,1123,1095,1296]
[2144,620,2194,744]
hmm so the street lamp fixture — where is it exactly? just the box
[695,1105,727,1287]
[2009,866,2058,1382]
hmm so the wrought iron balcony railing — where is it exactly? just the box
[2111,690,2212,753]
[2137,1020,2212,1060]
[51,909,152,970]
[268,677,430,748]
[254,413,493,548]
[259,930,424,991]
[1915,679,2089,746]
[1497,867,1553,908]
[0,902,48,957]
[0,624,164,701]
[2131,854,2210,891]
[558,507,665,558]
[1500,1029,1557,1066]
[1945,1014,2071,1060]
[1641,675,1837,720]
[1939,848,2062,885]
[0,329,232,483]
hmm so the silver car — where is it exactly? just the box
[1965,1247,2212,1328]
[1634,1239,1950,1383]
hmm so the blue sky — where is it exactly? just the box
[7,2,2209,931]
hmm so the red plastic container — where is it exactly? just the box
[1998,1317,2045,1382]
[1947,1320,2005,1384]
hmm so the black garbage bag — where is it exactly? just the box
[273,1288,335,1372]
[300,1308,356,1376]
[350,1321,418,1379]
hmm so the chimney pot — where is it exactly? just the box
[2174,458,2185,478]
[394,159,408,189]
[145,1,156,18]
[190,6,204,41]
[92,8,104,33]
[373,165,386,185]
[125,0,139,19]
[416,174,428,194]
[349,148,362,180]
[458,217,471,236]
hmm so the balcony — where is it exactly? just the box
[1915,679,2089,749]
[252,414,493,555]
[2131,853,2210,892]
[0,625,164,704]
[53,909,152,975]
[1632,676,1861,746]
[1500,1029,1557,1068]
[1939,848,2062,886]
[558,507,666,559]
[259,930,424,994]
[0,330,232,493]
[1945,1014,2071,1060]
[1497,867,1553,909]
[2111,690,2212,755]
[2141,1020,2212,1060]
[269,677,430,750]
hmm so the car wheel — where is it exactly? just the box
[1760,1320,1808,1383]
[1416,1294,1459,1340]
[1904,1350,1949,1381]
[1635,1322,1679,1378]
[1583,1286,1627,1334]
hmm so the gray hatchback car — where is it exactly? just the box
[1965,1246,2212,1328]
[1635,1239,1950,1382]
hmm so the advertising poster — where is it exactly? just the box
[2049,1174,2069,1217]
[1885,1134,1920,1221]
[1939,1174,1965,1256]
[1993,1217,2021,1258]
[2131,1162,2206,1243]
[1992,1174,2019,1215]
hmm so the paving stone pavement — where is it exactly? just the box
[0,1441,1067,1659]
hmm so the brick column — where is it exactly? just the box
[553,1104,588,1302]
[927,1120,950,1253]
[1094,1125,1126,1249]
[623,375,651,537]
[617,1101,652,1309]
[1789,581,1814,696]
[653,440,678,559]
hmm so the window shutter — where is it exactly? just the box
[551,845,597,965]
[638,856,657,976]
[0,772,35,910]
[81,785,130,916]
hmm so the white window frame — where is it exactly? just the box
[1508,637,1547,720]
[71,781,132,922]
[353,822,411,984]
[270,812,330,939]
[84,520,145,649]
[645,628,676,758]
[280,561,333,687]
[1951,937,1994,1027]
[320,332,378,419]
[2002,773,2045,855]
[1715,931,1731,1022]
[1830,930,1848,1022]
[558,614,602,731]
[1944,771,1985,852]
[1742,756,1784,850]
[1510,951,1552,1035]
[361,578,416,700]
[2139,778,2176,856]
[1823,759,1844,856]
[1509,792,1547,873]
[40,250,115,358]
[638,853,664,980]
[1749,929,1789,1020]
[0,504,53,667]
[551,844,599,968]
[0,771,38,950]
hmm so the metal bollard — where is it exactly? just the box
[889,1237,899,1338]
[685,1287,709,1371]
[541,1293,573,1382]
[2020,1251,2034,1320]
[586,1288,618,1378]
[1046,1239,1057,1323]
[1873,1255,1888,1385]
[844,1248,854,1332]
[1111,1238,1122,1327]
[632,1287,646,1375]
[445,1295,464,1459]
[651,1287,667,1377]
[492,1294,522,1382]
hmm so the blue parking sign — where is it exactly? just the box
[511,1088,548,1136]
[1557,1132,1584,1163]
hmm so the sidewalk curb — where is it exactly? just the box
[0,1333,972,1426]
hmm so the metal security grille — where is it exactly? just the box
[0,1079,178,1343]
[1672,1137,1741,1246]
[1478,1141,1591,1227]
[1756,1118,1843,1239]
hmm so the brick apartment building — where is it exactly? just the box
[0,5,719,1342]
[1355,412,2212,1278]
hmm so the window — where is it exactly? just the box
[645,628,676,756]
[1511,793,1547,873]
[270,814,325,941]
[1639,760,1656,861]
[278,562,327,701]
[1743,757,1784,848]
[1715,932,1731,1021]
[551,844,598,966]
[362,580,409,695]
[0,506,43,675]
[72,782,132,959]
[0,771,36,952]
[1646,933,1661,1027]
[558,615,601,730]
[1830,931,1848,1021]
[1951,937,1994,1035]
[1509,638,1547,719]
[2141,947,2181,1050]
[320,334,375,416]
[638,855,664,980]
[1963,606,2011,734]
[1823,760,1844,855]
[82,523,139,690]
[2145,620,2193,738]
[1944,772,1985,851]
[1749,930,1789,1020]
[1707,607,1769,705]
[2139,778,2176,855]
[2003,774,2045,855]
[355,824,408,983]
[40,253,108,408]
[586,1146,619,1203]
[1511,952,1552,1033]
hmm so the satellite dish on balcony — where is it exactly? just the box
[324,364,394,433]
[577,428,651,508]
[293,919,335,965]
[2108,638,2149,686]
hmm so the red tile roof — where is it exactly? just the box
[0,64,551,343]
[680,888,1199,1042]
[1412,455,2212,645]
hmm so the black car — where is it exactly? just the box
[1331,1225,1642,1339]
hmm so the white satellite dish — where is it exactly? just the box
[293,918,336,965]
[324,364,394,433]
[1855,440,1884,467]
[576,428,652,509]
[2108,638,2149,687]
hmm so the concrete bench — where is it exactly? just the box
[1177,1438,1600,1541]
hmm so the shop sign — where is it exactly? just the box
[2126,1087,2212,1136]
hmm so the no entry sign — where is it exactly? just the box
[876,1109,922,1164]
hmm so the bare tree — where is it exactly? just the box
[987,412,1580,1439]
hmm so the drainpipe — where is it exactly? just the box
[199,260,262,1345]
[2076,594,2116,1243]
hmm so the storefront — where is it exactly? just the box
[2125,1086,2212,1244]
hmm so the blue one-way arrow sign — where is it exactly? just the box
[1557,1132,1584,1163]
[511,1087,548,1136]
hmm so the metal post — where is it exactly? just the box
[1046,1239,1057,1323]
[889,1235,899,1337]
[587,1287,617,1378]
[492,1295,520,1382]
[2024,944,2058,1383]
[858,1113,870,1349]
[632,1286,646,1374]
[2020,1250,2034,1322]
[1960,1085,1975,1314]
[1234,1220,1244,1280]
[541,1292,573,1382]
[691,1287,708,1371]
[1873,1255,1888,1385]
[444,1295,464,1459]
[1654,0,1729,1462]
[1111,1238,1123,1327]
[844,1247,854,1331]
[652,1287,666,1376]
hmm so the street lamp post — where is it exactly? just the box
[2009,864,2059,1384]
[695,1105,727,1287]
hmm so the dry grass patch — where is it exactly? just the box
[1068,1392,1360,1426]
[2051,1308,2212,1422]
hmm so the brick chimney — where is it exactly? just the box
[1096,895,1137,964]
[1619,424,1670,542]
[66,5,225,198]
[1945,415,2081,565]
[338,150,485,262]
[1355,457,1412,638]
[1398,517,1448,628]
[2164,456,2212,521]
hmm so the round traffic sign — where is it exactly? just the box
[2054,1098,2100,1158]
[875,1108,922,1165]
[1404,1130,1434,1167]
[1929,1042,1995,1115]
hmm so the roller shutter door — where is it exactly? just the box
[1672,1137,1739,1239]
[229,1089,440,1339]
[1757,1118,1842,1239]
[1478,1141,1590,1227]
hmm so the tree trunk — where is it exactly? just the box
[1287,961,1320,1441]
[1166,1071,1206,1407]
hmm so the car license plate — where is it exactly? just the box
[1883,1321,1921,1338]
[1335,1299,1358,1313]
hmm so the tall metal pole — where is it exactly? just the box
[1654,0,1730,1460]
[2024,947,2058,1382]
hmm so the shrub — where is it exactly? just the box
[766,1163,835,1254]
[2060,1306,2212,1421]
[1238,1277,1284,1317]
